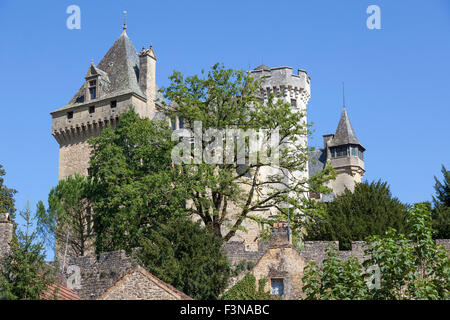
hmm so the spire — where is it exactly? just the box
[122,10,127,34]
[328,107,364,149]
[342,81,346,109]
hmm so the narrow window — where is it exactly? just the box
[89,87,97,100]
[89,80,97,87]
[291,99,297,108]
[351,146,357,156]
[110,100,117,109]
[67,111,73,119]
[171,117,177,130]
[179,117,184,129]
[271,279,284,295]
[89,106,95,114]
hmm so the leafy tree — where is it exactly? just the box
[432,165,450,238]
[305,180,408,249]
[88,109,187,253]
[302,203,450,300]
[302,245,368,300]
[221,273,276,300]
[0,164,17,216]
[0,205,56,300]
[37,174,95,258]
[136,217,230,300]
[162,63,334,240]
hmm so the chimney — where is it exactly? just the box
[139,45,157,117]
[0,213,14,258]
[270,222,292,248]
[323,134,334,149]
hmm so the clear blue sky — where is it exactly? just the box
[1,1,449,258]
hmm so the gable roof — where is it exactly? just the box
[327,108,364,149]
[97,265,192,300]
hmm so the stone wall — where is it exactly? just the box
[62,250,137,300]
[223,239,450,268]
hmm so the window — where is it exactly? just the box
[179,117,184,129]
[110,100,117,109]
[291,99,297,108]
[351,146,357,156]
[171,117,177,130]
[89,106,95,114]
[89,87,97,100]
[67,111,73,119]
[89,80,97,87]
[358,149,364,160]
[271,279,284,295]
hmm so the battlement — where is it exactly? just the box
[250,65,311,109]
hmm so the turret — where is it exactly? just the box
[325,107,365,194]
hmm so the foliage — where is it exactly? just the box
[0,164,17,217]
[221,273,277,300]
[162,63,334,240]
[305,180,408,250]
[432,165,450,238]
[88,109,187,253]
[302,203,450,300]
[0,206,56,300]
[136,217,230,300]
[302,245,368,300]
[36,174,95,257]
[364,203,449,300]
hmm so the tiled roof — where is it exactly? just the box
[41,273,81,300]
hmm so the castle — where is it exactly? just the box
[50,25,366,255]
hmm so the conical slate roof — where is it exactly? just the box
[327,108,364,149]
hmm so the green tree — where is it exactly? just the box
[305,180,408,250]
[302,203,450,300]
[0,205,56,300]
[37,174,95,258]
[0,164,17,216]
[302,245,369,300]
[88,109,187,253]
[221,273,276,300]
[136,217,230,300]
[162,63,333,240]
[432,165,450,238]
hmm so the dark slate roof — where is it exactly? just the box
[308,149,327,177]
[327,108,364,149]
[54,31,151,112]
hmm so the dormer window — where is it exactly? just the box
[89,87,97,100]
[88,79,97,100]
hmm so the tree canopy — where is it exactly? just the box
[432,165,450,239]
[305,180,408,249]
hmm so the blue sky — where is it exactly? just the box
[0,1,449,258]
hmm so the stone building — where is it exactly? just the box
[0,213,13,258]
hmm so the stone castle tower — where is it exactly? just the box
[51,25,161,180]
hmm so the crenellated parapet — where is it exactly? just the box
[250,66,311,110]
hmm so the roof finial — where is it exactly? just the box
[122,10,127,32]
[342,81,346,109]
